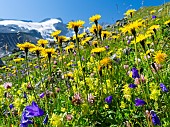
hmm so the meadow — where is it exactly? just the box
[0,3,170,127]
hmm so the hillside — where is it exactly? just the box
[0,2,170,127]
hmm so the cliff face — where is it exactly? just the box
[0,32,41,54]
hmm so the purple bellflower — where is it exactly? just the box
[131,67,140,79]
[129,84,137,88]
[20,101,44,127]
[160,83,168,92]
[135,98,146,106]
[105,96,113,104]
[150,110,161,126]
[43,114,48,124]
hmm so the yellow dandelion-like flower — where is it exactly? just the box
[57,36,67,46]
[89,24,102,35]
[30,46,44,56]
[17,42,35,53]
[65,45,74,53]
[149,25,160,30]
[164,19,170,25]
[13,58,24,63]
[41,48,55,59]
[124,9,136,18]
[79,32,86,38]
[81,37,92,45]
[100,57,112,66]
[131,34,149,44]
[154,50,167,64]
[108,50,114,56]
[146,30,154,37]
[112,35,120,40]
[37,39,48,47]
[92,40,98,47]
[150,10,156,14]
[149,25,160,34]
[72,32,86,40]
[51,30,61,38]
[101,31,111,39]
[89,14,101,23]
[91,47,106,54]
[120,20,143,36]
[67,20,85,34]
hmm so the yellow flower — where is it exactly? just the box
[50,114,62,126]
[67,20,85,33]
[149,25,160,34]
[51,30,61,38]
[65,72,73,78]
[150,10,156,14]
[61,107,66,112]
[17,42,35,52]
[164,19,170,25]
[81,37,92,45]
[91,47,106,54]
[92,40,98,47]
[27,95,35,103]
[150,89,160,101]
[149,82,161,101]
[104,104,109,109]
[101,31,111,39]
[30,46,44,56]
[100,57,112,67]
[57,36,67,46]
[65,45,74,53]
[41,48,55,58]
[124,9,136,17]
[131,34,149,44]
[112,35,120,40]
[120,101,126,109]
[13,98,24,110]
[72,33,85,40]
[146,30,154,37]
[89,14,101,23]
[154,50,167,64]
[37,39,48,47]
[89,24,102,35]
[13,58,24,63]
[122,84,131,101]
[120,20,143,36]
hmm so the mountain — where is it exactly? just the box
[0,18,68,39]
[0,18,70,56]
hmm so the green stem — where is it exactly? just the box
[76,33,87,89]
[134,37,138,68]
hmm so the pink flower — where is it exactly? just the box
[3,82,12,89]
[140,74,146,83]
[54,61,57,65]
[88,93,95,104]
[72,93,83,105]
[66,114,73,121]
[134,78,140,85]
[123,65,129,70]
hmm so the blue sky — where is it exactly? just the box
[0,0,168,26]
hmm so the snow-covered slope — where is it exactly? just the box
[0,18,68,39]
